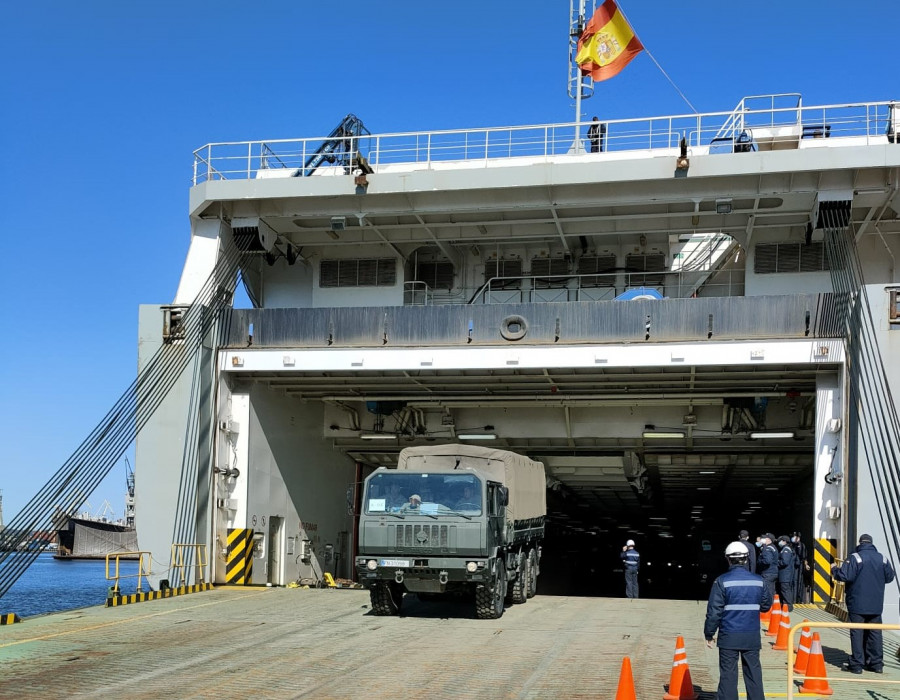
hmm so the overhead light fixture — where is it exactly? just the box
[458,433,497,440]
[330,216,346,231]
[749,431,795,439]
[715,198,733,215]
[642,430,685,439]
[359,433,397,440]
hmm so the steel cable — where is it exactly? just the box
[0,235,244,599]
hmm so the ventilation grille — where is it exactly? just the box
[625,253,666,285]
[484,259,523,288]
[577,255,617,286]
[754,242,830,274]
[395,524,449,549]
[415,261,455,290]
[320,258,397,287]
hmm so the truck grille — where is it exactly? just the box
[394,524,452,550]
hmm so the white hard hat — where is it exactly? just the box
[626,539,635,546]
[725,541,747,557]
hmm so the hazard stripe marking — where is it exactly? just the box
[226,528,254,585]
[812,538,836,604]
[0,613,21,624]
[105,582,213,608]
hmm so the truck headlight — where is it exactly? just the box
[366,559,377,571]
[466,561,478,573]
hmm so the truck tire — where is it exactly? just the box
[475,566,506,619]
[509,555,529,604]
[526,548,538,598]
[370,582,402,616]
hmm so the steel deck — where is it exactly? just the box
[1,589,897,699]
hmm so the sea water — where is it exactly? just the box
[1,552,143,618]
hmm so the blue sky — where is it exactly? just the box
[1,0,896,521]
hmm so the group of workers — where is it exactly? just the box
[736,530,808,611]
[704,533,895,699]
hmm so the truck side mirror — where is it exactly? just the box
[498,486,509,507]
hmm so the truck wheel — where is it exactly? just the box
[510,555,529,604]
[526,549,538,598]
[370,582,402,616]
[475,566,506,619]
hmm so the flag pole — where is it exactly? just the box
[571,0,589,148]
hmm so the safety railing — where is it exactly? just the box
[106,551,152,595]
[170,543,208,587]
[192,99,897,184]
[466,269,745,305]
[786,620,900,699]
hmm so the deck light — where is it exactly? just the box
[457,433,497,440]
[749,431,795,439]
[715,198,733,214]
[359,433,397,440]
[642,430,685,439]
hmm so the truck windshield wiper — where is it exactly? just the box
[442,510,472,520]
[381,512,405,519]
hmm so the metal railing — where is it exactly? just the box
[466,269,745,305]
[171,543,208,587]
[786,620,900,698]
[106,551,151,595]
[192,99,897,184]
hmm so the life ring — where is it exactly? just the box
[500,315,528,341]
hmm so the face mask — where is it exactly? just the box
[792,537,799,543]
[756,541,763,548]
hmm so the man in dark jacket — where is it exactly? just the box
[620,539,640,598]
[705,542,773,700]
[776,535,796,611]
[756,533,779,603]
[791,532,809,603]
[832,534,896,673]
[738,529,756,573]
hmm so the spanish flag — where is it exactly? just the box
[575,0,643,82]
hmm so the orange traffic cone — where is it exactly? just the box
[761,593,780,625]
[663,635,699,700]
[765,598,782,636]
[793,621,812,674]
[615,657,637,700]
[772,604,791,650]
[799,633,833,696]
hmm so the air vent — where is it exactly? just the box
[484,259,523,288]
[577,255,617,286]
[415,261,455,290]
[320,258,397,287]
[754,242,829,274]
[625,253,666,285]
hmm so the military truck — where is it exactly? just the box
[355,444,546,619]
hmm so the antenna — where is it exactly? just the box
[568,0,594,127]
[0,489,4,531]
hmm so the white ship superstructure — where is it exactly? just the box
[134,96,900,616]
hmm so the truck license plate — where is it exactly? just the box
[379,559,410,567]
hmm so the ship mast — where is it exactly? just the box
[568,0,594,133]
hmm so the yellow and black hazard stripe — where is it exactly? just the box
[0,613,21,624]
[226,528,254,584]
[106,582,212,608]
[813,537,837,605]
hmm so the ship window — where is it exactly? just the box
[577,254,617,287]
[754,242,830,274]
[320,258,397,287]
[414,261,455,290]
[484,259,523,289]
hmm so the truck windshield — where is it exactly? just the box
[365,472,483,516]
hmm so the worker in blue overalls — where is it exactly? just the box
[832,534,896,674]
[705,542,773,700]
[620,539,640,598]
[756,533,779,604]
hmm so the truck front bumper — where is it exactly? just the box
[355,556,489,590]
